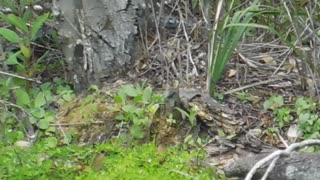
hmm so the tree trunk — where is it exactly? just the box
[55,0,145,92]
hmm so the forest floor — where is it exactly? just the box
[2,1,316,179]
[55,20,311,178]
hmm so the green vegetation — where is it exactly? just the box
[112,84,164,139]
[1,0,320,179]
[0,140,222,179]
[264,96,320,139]
[207,0,266,95]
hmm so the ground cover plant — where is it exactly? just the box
[0,140,222,179]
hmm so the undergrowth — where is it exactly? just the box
[0,140,223,180]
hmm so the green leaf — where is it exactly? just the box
[6,51,22,65]
[44,112,55,122]
[6,14,28,32]
[114,94,125,104]
[45,137,58,148]
[63,132,73,144]
[130,126,145,139]
[0,27,21,43]
[174,107,190,118]
[31,108,45,118]
[263,99,273,110]
[34,92,46,107]
[299,113,310,122]
[142,87,152,103]
[43,90,53,102]
[19,43,31,59]
[147,104,159,114]
[122,105,138,113]
[122,85,138,97]
[31,13,49,40]
[273,96,284,107]
[263,96,284,110]
[115,115,125,121]
[38,118,49,129]
[15,89,30,106]
[62,92,74,101]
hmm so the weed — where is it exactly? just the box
[264,95,320,139]
[112,84,164,139]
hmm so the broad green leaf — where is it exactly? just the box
[31,108,45,118]
[122,105,139,113]
[6,51,22,65]
[273,96,284,108]
[142,87,152,103]
[19,43,31,59]
[133,94,143,103]
[62,92,74,101]
[63,132,72,144]
[299,113,310,122]
[263,99,273,110]
[38,118,49,129]
[22,8,32,22]
[130,126,145,139]
[0,27,21,43]
[7,14,28,32]
[45,137,58,148]
[122,85,138,97]
[31,13,49,40]
[114,94,125,104]
[44,112,55,122]
[15,89,30,106]
[34,92,46,107]
[115,115,125,121]
[40,82,52,90]
[132,117,142,125]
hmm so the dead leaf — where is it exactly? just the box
[14,141,32,148]
[228,69,237,77]
[283,57,297,73]
[287,124,302,142]
[261,56,277,65]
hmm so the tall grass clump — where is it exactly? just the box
[207,0,265,95]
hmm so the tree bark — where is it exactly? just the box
[224,152,320,180]
[55,0,145,92]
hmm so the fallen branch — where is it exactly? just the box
[224,139,320,180]
[246,139,320,180]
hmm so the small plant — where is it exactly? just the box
[295,97,320,139]
[0,1,66,142]
[112,84,164,139]
[274,107,293,128]
[263,95,284,110]
[264,95,292,128]
[175,106,198,127]
[0,1,49,80]
[264,95,320,139]
[207,0,261,95]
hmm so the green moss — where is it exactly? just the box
[0,141,223,180]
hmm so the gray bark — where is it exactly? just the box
[55,0,145,91]
[224,152,320,180]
